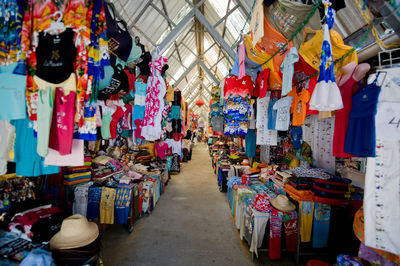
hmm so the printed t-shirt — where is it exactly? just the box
[132,81,147,129]
[11,118,59,177]
[48,88,76,155]
[269,71,283,91]
[0,64,26,120]
[256,69,270,98]
[166,84,174,102]
[211,116,224,132]
[244,34,275,72]
[134,119,144,139]
[293,55,318,115]
[35,28,76,84]
[281,47,299,96]
[231,35,274,82]
[268,97,279,130]
[256,16,294,73]
[273,96,293,131]
[154,142,168,160]
[290,126,303,150]
[36,84,54,157]
[223,75,253,98]
[287,89,310,126]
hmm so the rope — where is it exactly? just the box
[292,25,371,87]
[354,0,400,50]
[247,0,322,69]
[225,0,257,75]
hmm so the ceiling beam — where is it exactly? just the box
[174,58,200,87]
[199,60,219,84]
[174,58,218,88]
[153,9,194,56]
[234,0,250,18]
[194,8,236,59]
[213,4,239,28]
[213,0,231,76]
[149,2,176,27]
[133,0,153,24]
[160,0,188,84]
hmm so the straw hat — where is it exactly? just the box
[50,214,99,250]
[270,195,295,212]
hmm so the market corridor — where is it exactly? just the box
[101,143,252,265]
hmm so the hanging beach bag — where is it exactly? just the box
[104,2,133,61]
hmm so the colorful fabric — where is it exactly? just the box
[223,95,251,135]
[269,208,283,260]
[354,208,400,265]
[0,0,25,65]
[312,202,331,248]
[115,183,133,225]
[299,201,314,242]
[22,0,92,122]
[252,193,271,213]
[141,56,168,141]
[87,185,102,220]
[100,187,116,224]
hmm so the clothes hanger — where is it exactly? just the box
[44,11,66,35]
[302,27,317,43]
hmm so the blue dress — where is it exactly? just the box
[344,76,381,157]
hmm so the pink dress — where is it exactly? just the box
[141,56,168,141]
[332,68,358,157]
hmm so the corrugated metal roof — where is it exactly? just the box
[109,0,396,117]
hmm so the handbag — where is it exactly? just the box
[104,2,132,61]
[98,65,129,100]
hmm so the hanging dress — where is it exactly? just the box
[344,74,381,157]
[141,55,168,141]
[332,66,358,158]
[309,4,343,111]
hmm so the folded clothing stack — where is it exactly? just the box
[283,184,314,202]
[287,177,313,190]
[64,166,92,186]
[313,177,351,205]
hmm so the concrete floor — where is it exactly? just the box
[101,144,296,266]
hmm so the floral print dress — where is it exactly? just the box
[141,55,168,141]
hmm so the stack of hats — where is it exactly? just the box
[50,214,100,265]
[64,166,92,186]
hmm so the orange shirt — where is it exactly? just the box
[288,89,310,126]
[256,16,294,73]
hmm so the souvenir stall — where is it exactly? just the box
[209,0,400,265]
[0,0,196,264]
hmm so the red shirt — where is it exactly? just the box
[223,75,254,98]
[255,69,270,98]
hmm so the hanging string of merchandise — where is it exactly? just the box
[293,25,371,87]
[224,0,322,74]
[354,0,400,50]
[224,0,257,76]
[247,0,322,70]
